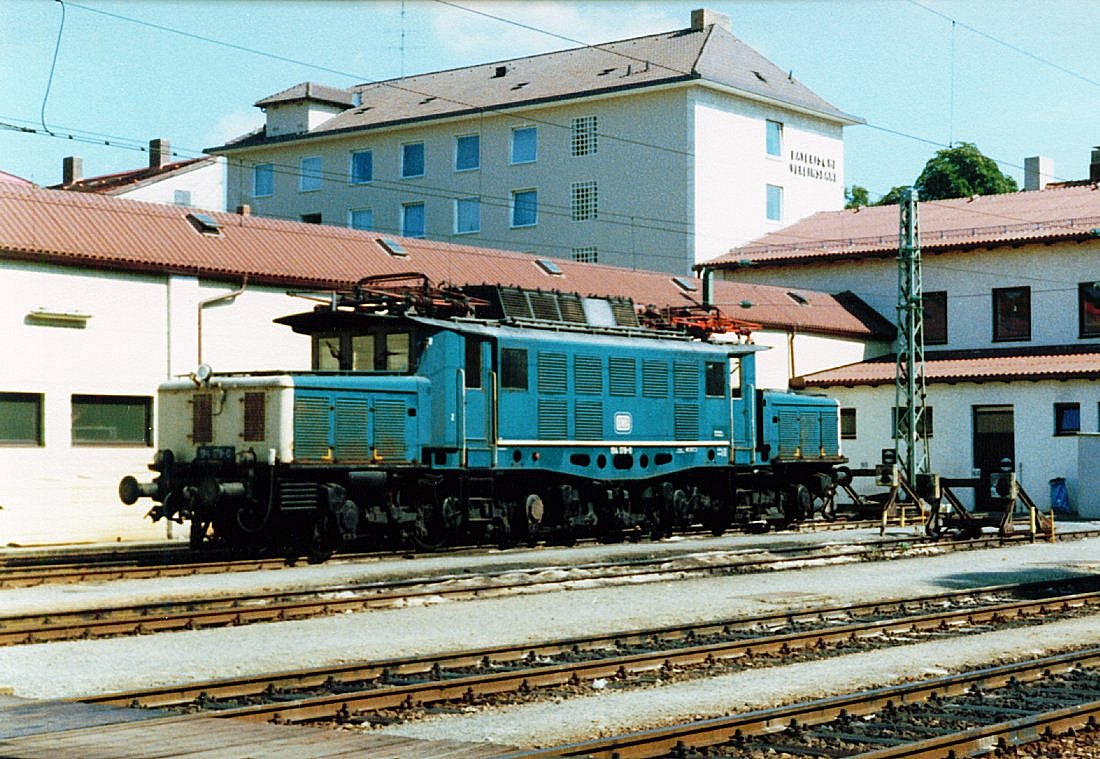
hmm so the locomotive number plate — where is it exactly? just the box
[196,445,235,462]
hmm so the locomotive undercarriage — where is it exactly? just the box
[123,452,840,560]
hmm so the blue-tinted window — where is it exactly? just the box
[766,184,783,221]
[511,127,537,164]
[455,197,480,234]
[455,135,480,171]
[512,189,537,227]
[253,163,274,196]
[402,143,424,178]
[299,156,322,192]
[349,208,373,230]
[766,120,783,157]
[402,202,425,237]
[350,150,373,184]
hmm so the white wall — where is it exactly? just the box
[0,262,310,545]
[830,380,1094,512]
[747,330,885,390]
[691,92,844,263]
[118,158,227,213]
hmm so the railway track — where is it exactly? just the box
[2,529,1082,648]
[73,578,1100,731]
[0,515,924,588]
[504,647,1100,758]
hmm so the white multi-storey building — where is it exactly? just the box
[704,178,1100,515]
[208,8,860,275]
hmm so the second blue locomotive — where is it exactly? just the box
[120,275,844,559]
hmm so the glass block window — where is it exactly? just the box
[349,208,373,230]
[350,150,373,184]
[253,163,274,197]
[0,392,43,445]
[766,119,783,157]
[511,189,537,227]
[299,156,322,192]
[571,181,598,221]
[571,115,598,156]
[71,395,152,446]
[401,142,425,178]
[455,197,480,234]
[401,202,425,237]
[572,247,598,263]
[511,126,537,164]
[455,134,480,171]
[766,184,783,221]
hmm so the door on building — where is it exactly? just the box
[973,405,1015,510]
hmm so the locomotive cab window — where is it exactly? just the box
[501,348,528,389]
[312,328,414,372]
[705,361,726,397]
[729,357,742,399]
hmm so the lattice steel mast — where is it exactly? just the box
[895,188,930,483]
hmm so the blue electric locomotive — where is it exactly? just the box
[120,274,845,558]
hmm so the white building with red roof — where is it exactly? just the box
[704,179,1100,516]
[0,185,890,545]
[51,138,226,211]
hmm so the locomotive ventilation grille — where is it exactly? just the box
[673,362,699,399]
[538,352,568,394]
[674,404,699,440]
[574,355,602,394]
[642,359,669,398]
[294,396,330,460]
[335,399,371,460]
[278,480,319,512]
[243,392,266,441]
[538,399,569,439]
[575,400,603,440]
[373,399,408,459]
[608,357,636,396]
[192,393,212,444]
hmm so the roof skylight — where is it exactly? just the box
[187,212,222,236]
[535,258,563,276]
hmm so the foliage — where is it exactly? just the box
[914,142,1018,200]
[874,186,910,206]
[844,185,870,208]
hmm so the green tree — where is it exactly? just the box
[844,185,870,208]
[914,142,1018,200]
[874,186,910,206]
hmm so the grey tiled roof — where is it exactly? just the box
[215,22,858,150]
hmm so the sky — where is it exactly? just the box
[2,0,1099,201]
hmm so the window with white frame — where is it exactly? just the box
[401,142,425,178]
[350,150,373,184]
[349,208,373,230]
[455,197,480,234]
[0,392,43,446]
[253,163,274,197]
[511,189,537,227]
[572,246,598,263]
[455,134,480,172]
[173,189,192,207]
[571,181,598,221]
[766,120,783,157]
[401,202,425,237]
[299,156,323,192]
[511,127,537,164]
[766,184,783,221]
[571,116,598,156]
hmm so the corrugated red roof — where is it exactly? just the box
[794,346,1100,387]
[49,157,215,195]
[704,184,1100,270]
[0,185,891,340]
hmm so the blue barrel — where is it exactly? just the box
[1049,477,1070,514]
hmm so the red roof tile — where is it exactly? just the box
[794,346,1100,387]
[704,185,1100,270]
[0,185,890,340]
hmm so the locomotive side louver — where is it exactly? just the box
[674,404,699,440]
[820,411,840,456]
[574,355,602,394]
[608,357,636,396]
[575,400,603,439]
[294,396,330,460]
[243,392,266,441]
[538,399,568,439]
[373,399,407,459]
[673,362,698,399]
[192,394,212,443]
[538,352,568,394]
[335,399,370,460]
[800,413,821,457]
[777,411,802,457]
[642,359,669,398]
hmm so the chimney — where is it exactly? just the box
[691,8,730,31]
[1091,147,1100,184]
[149,138,170,169]
[62,156,82,185]
[1024,156,1054,191]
